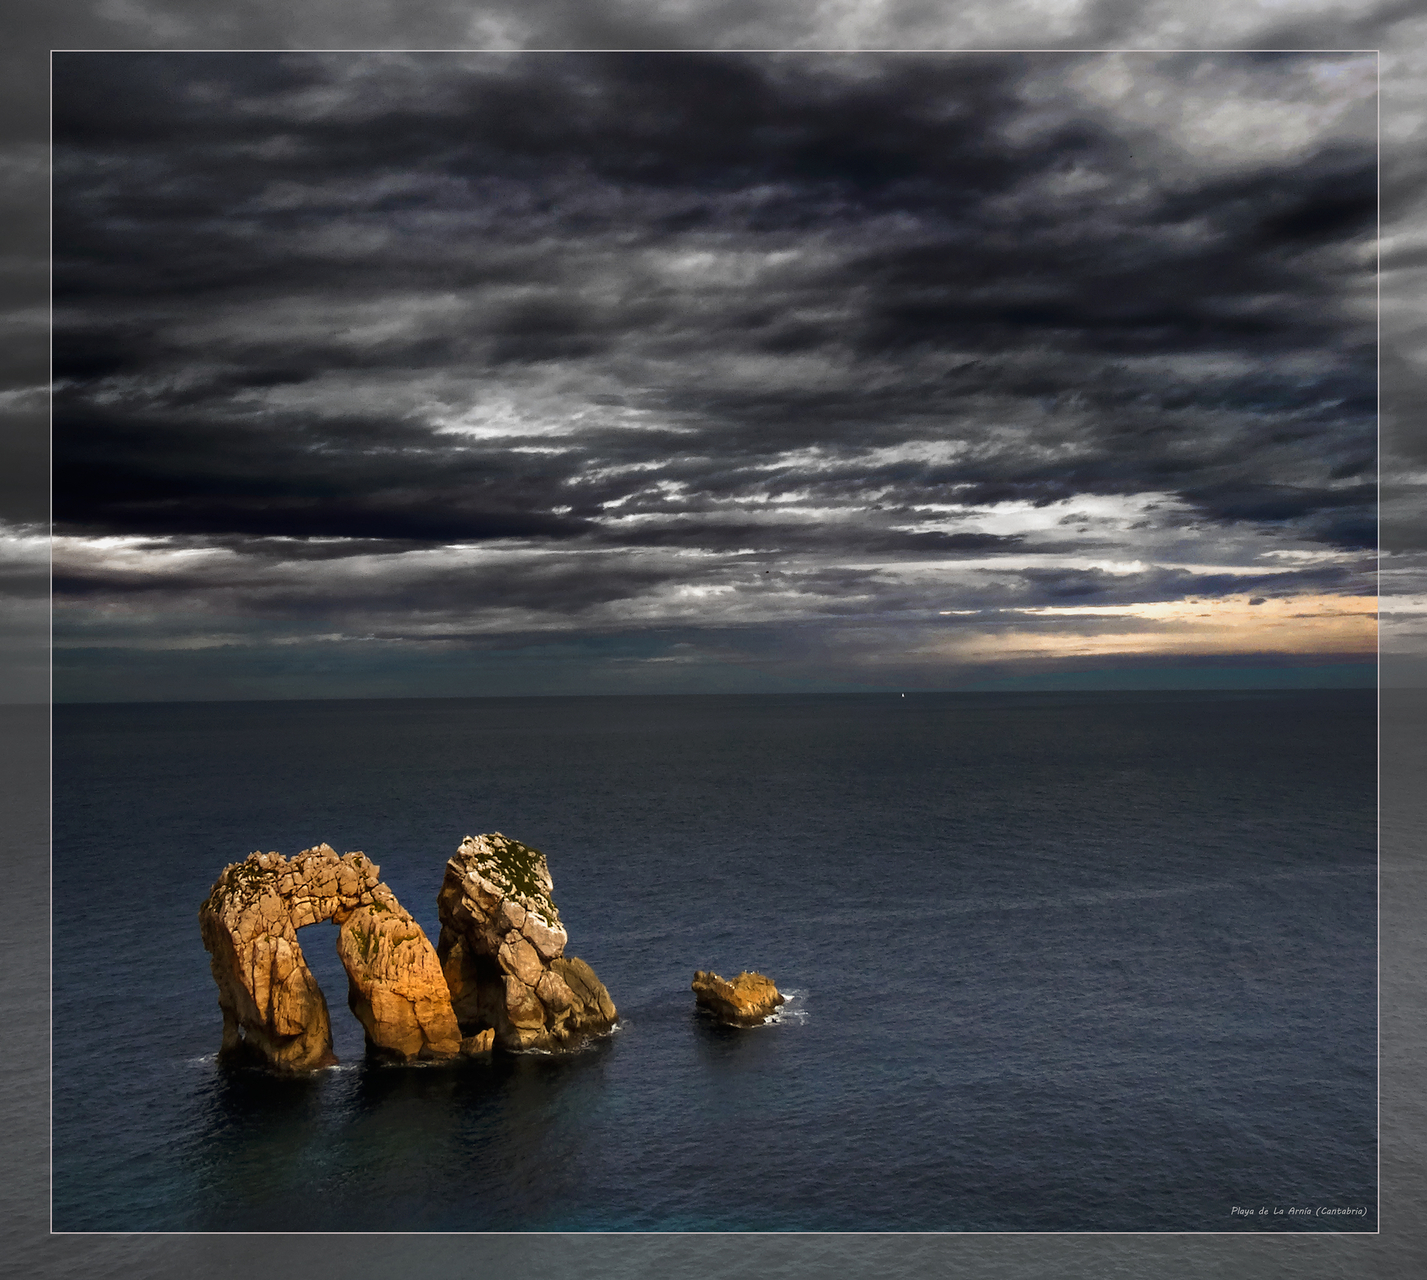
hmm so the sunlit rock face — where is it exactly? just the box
[691,969,784,1025]
[199,844,461,1072]
[436,833,617,1052]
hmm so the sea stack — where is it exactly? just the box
[436,833,618,1052]
[692,969,785,1025]
[199,844,462,1072]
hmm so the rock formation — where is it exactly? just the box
[436,833,617,1052]
[692,969,785,1025]
[199,844,462,1072]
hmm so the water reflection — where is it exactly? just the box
[185,1035,620,1230]
[690,1006,779,1059]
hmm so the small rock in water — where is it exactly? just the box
[691,969,785,1025]
[460,1028,495,1056]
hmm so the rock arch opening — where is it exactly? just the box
[198,844,461,1072]
[200,833,618,1073]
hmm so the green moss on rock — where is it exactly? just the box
[468,833,561,924]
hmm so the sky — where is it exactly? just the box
[44,48,1381,699]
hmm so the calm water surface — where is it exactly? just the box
[51,691,1376,1231]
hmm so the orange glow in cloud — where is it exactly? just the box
[933,594,1377,662]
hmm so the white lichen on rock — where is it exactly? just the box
[437,833,617,1053]
[457,833,563,932]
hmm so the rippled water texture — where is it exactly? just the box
[51,691,1376,1231]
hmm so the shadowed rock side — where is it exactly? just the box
[199,844,461,1072]
[692,970,785,1025]
[437,833,617,1052]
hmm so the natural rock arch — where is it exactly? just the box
[199,844,462,1072]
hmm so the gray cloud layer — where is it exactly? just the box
[46,48,1379,693]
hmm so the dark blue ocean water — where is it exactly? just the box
[51,691,1376,1233]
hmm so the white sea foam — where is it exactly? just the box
[762,989,809,1026]
[512,1022,622,1055]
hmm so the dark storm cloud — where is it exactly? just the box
[978,561,1363,605]
[56,402,594,543]
[48,49,1377,672]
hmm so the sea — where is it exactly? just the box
[49,691,1377,1235]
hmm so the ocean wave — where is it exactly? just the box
[510,1021,623,1055]
[761,990,809,1026]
